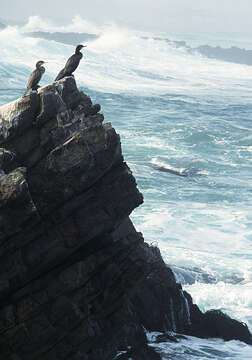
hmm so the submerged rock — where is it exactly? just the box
[0,77,250,360]
[186,306,252,345]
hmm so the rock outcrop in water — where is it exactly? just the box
[144,36,252,67]
[0,77,251,360]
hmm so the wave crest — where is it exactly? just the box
[20,15,100,34]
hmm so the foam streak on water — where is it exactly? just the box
[0,16,251,359]
[147,332,252,360]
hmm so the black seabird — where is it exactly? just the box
[55,44,86,81]
[24,61,46,96]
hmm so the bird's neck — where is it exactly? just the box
[75,49,82,54]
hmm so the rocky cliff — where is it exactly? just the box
[0,77,251,360]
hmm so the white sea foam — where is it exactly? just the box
[184,282,252,332]
[1,16,252,97]
[20,15,101,35]
[151,157,196,176]
[147,332,252,359]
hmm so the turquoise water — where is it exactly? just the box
[0,17,251,359]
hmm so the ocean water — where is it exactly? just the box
[0,17,251,359]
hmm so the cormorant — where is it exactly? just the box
[24,61,46,96]
[55,44,86,81]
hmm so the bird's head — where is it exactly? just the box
[36,60,47,68]
[76,44,87,52]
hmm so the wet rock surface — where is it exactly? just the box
[0,77,251,360]
[186,306,252,345]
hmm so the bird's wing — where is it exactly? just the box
[55,53,83,81]
[55,68,65,81]
[64,53,82,74]
[64,54,76,73]
[26,69,42,90]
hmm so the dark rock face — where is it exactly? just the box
[187,306,252,345]
[0,77,251,360]
[143,36,252,67]
[195,45,252,67]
